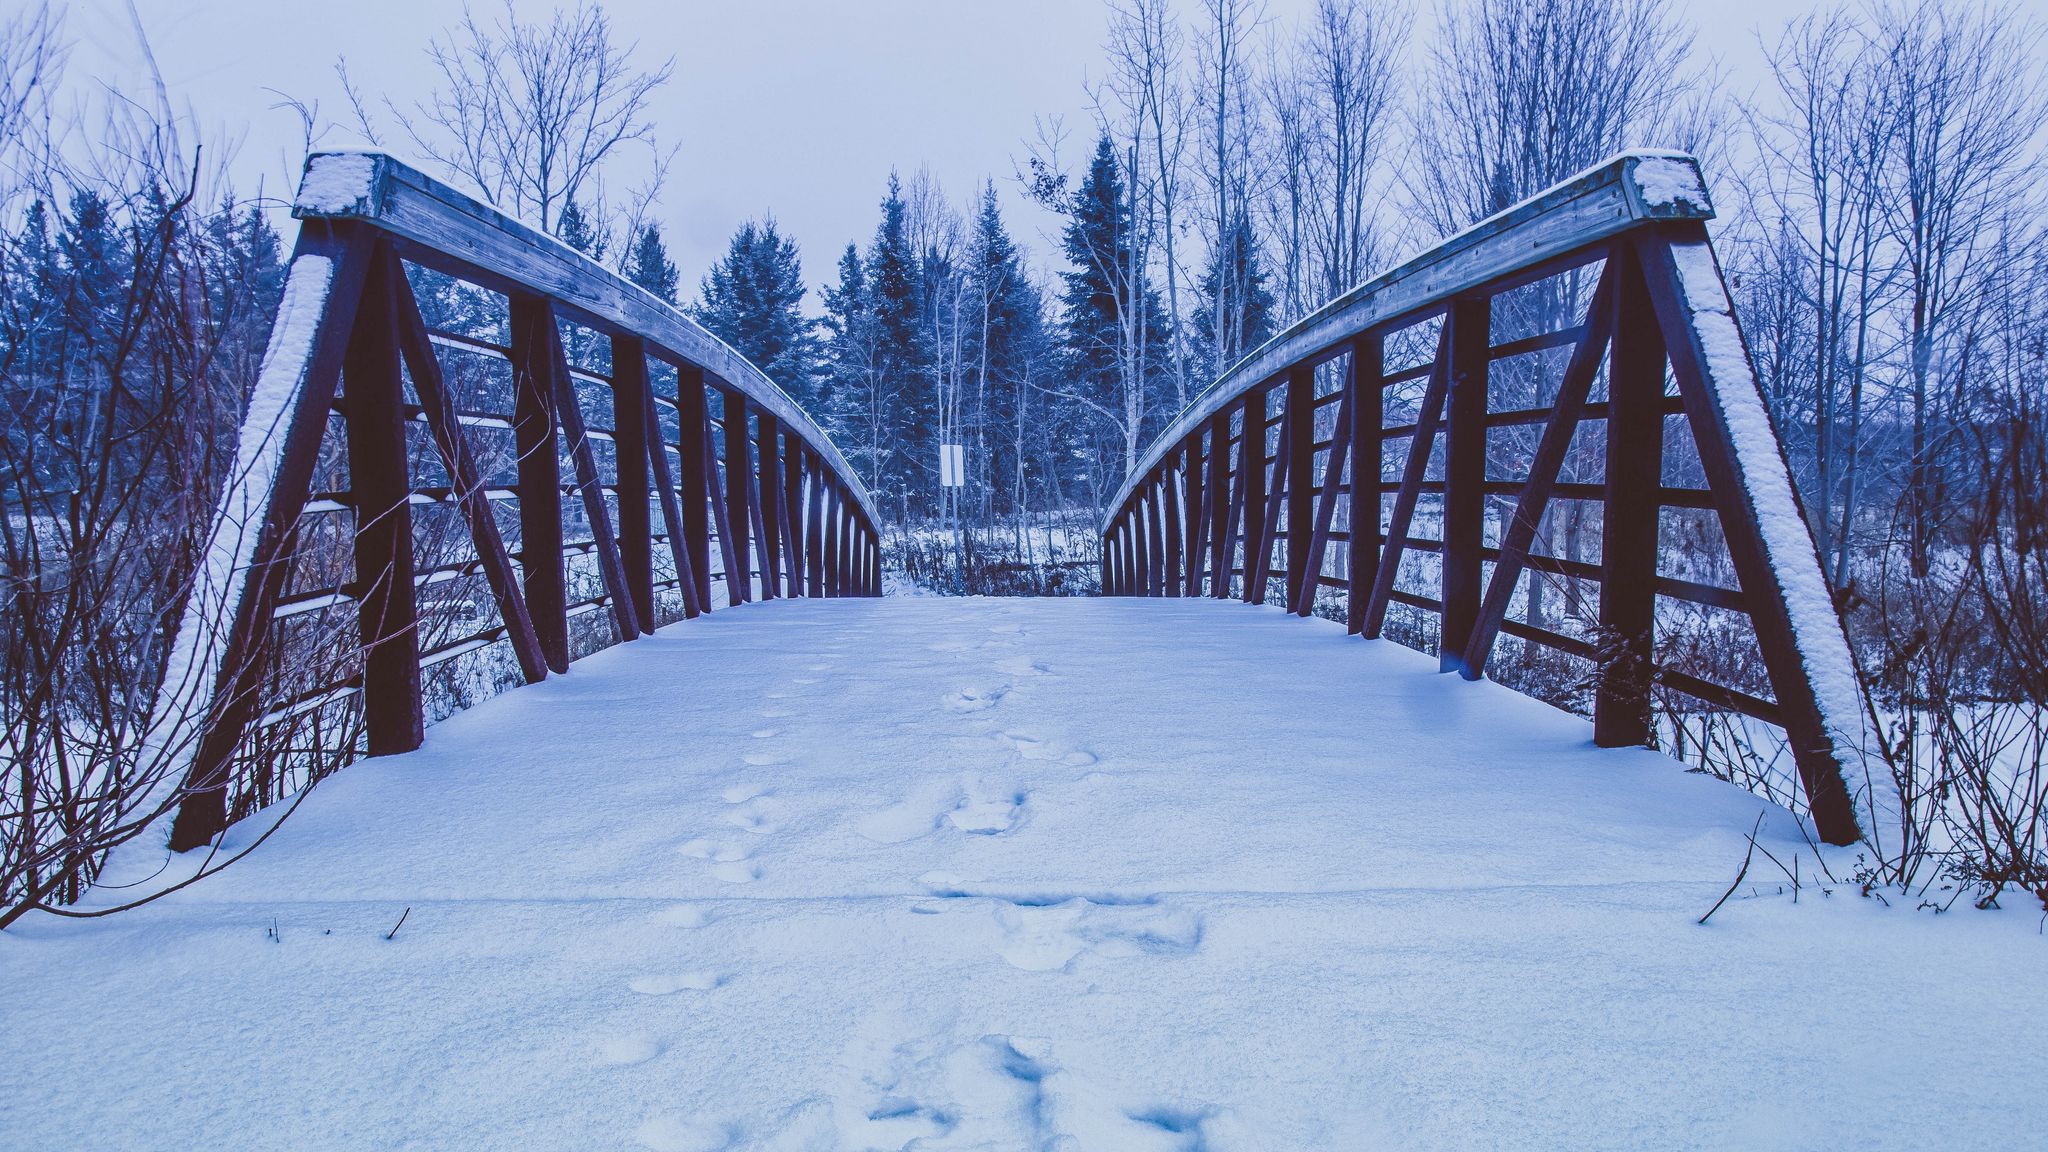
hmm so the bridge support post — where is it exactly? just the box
[1439,298,1490,674]
[822,484,842,597]
[1240,394,1269,604]
[756,412,781,601]
[1163,461,1184,597]
[1209,412,1234,599]
[1284,366,1315,611]
[1298,361,1356,618]
[344,240,424,756]
[543,303,639,642]
[1346,334,1383,634]
[511,296,570,673]
[1597,246,1665,746]
[610,336,658,633]
[722,392,754,603]
[677,366,714,611]
[1184,432,1208,597]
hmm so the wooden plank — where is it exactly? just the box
[806,459,826,594]
[676,365,714,610]
[544,303,640,641]
[610,334,657,632]
[1249,406,1293,606]
[168,222,377,851]
[1636,226,1862,845]
[1218,407,1249,599]
[1462,267,1618,678]
[510,295,569,673]
[1284,366,1316,609]
[748,413,776,601]
[1361,326,1452,639]
[822,483,842,597]
[1205,414,1230,597]
[704,393,742,606]
[1162,459,1184,598]
[777,430,801,596]
[1595,242,1665,742]
[389,256,551,680]
[1187,430,1210,596]
[1239,393,1271,604]
[1346,334,1384,634]
[343,240,424,755]
[1296,361,1355,617]
[1439,297,1490,675]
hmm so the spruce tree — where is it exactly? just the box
[626,223,679,304]
[1194,207,1275,376]
[692,216,816,401]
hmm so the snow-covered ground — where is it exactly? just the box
[3,598,2041,1150]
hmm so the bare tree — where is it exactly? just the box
[366,1,673,239]
[1297,0,1407,304]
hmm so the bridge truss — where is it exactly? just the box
[1102,153,1875,845]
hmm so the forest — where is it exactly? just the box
[2,0,2045,917]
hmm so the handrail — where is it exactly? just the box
[1101,150,1881,848]
[1105,150,1714,528]
[297,151,882,527]
[144,151,883,853]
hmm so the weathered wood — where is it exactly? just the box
[777,429,801,597]
[1361,328,1452,639]
[1218,411,1249,599]
[1284,366,1316,611]
[342,240,424,756]
[389,249,551,679]
[510,296,569,673]
[610,335,657,632]
[1345,335,1383,633]
[636,359,702,621]
[293,152,880,530]
[1248,391,1294,606]
[1162,460,1184,598]
[1207,413,1232,598]
[722,392,754,604]
[1462,268,1618,677]
[1439,298,1490,674]
[806,461,826,594]
[544,303,639,641]
[822,484,842,597]
[1101,151,1714,522]
[1595,246,1665,738]
[1239,396,1269,603]
[168,221,376,852]
[676,366,714,611]
[704,394,742,606]
[1184,431,1208,596]
[1636,226,1863,845]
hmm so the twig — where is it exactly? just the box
[385,906,411,941]
[1700,814,1765,926]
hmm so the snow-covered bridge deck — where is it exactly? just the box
[4,598,2036,1149]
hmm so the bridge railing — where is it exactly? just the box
[148,152,882,852]
[1102,151,1876,846]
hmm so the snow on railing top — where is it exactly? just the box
[1105,149,1714,530]
[293,150,881,529]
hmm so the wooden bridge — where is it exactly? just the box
[8,151,2011,1150]
[143,148,1875,861]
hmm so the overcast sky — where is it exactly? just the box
[64,0,2031,298]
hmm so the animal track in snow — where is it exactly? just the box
[946,791,1025,835]
[993,656,1051,678]
[998,731,1098,766]
[712,860,763,884]
[722,796,783,835]
[628,971,722,995]
[916,875,1199,971]
[678,838,748,863]
[741,749,788,766]
[720,782,769,804]
[749,728,780,739]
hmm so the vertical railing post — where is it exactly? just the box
[755,412,781,601]
[1207,412,1231,598]
[511,295,569,673]
[1439,297,1490,674]
[783,441,807,596]
[610,336,656,633]
[722,390,753,603]
[1284,365,1315,610]
[822,483,843,597]
[1163,459,1184,597]
[1347,334,1383,634]
[1239,393,1268,604]
[676,364,713,611]
[807,459,827,594]
[1598,245,1666,747]
[344,243,423,756]
[1183,432,1207,597]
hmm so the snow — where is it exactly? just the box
[294,153,379,215]
[136,253,336,812]
[1628,154,1712,214]
[7,598,2040,1149]
[1666,238,1892,832]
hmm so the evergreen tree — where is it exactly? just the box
[966,184,1050,514]
[861,175,924,512]
[554,200,607,259]
[625,223,679,304]
[692,216,816,400]
[1194,207,1275,376]
[820,241,874,443]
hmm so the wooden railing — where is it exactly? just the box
[147,152,882,852]
[1101,151,1875,846]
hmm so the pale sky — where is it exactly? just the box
[64,0,2031,295]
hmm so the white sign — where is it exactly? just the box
[939,443,966,488]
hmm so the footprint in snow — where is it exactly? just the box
[749,728,781,739]
[999,731,1098,766]
[721,782,770,804]
[628,971,723,995]
[634,1115,740,1152]
[595,1032,663,1065]
[944,686,1009,713]
[678,838,748,863]
[993,656,1051,678]
[713,860,763,884]
[742,749,788,766]
[723,796,783,835]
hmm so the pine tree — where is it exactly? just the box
[626,223,679,304]
[554,200,607,259]
[862,175,924,512]
[692,216,816,400]
[820,242,873,446]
